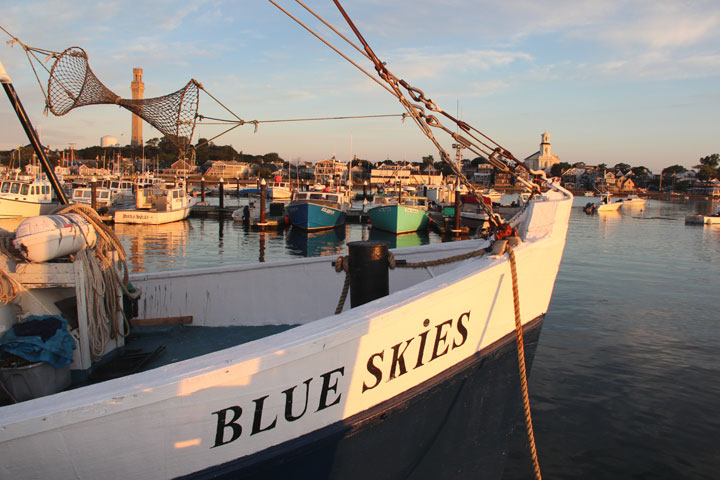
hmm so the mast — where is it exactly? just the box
[0,59,68,204]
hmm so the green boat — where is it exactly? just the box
[367,195,430,234]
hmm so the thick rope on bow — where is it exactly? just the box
[333,255,350,314]
[387,247,488,270]
[506,243,542,480]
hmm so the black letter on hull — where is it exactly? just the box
[251,395,278,435]
[430,319,453,361]
[283,378,313,422]
[212,406,242,448]
[317,367,345,411]
[453,311,470,349]
[415,329,430,369]
[362,352,384,392]
[388,338,414,381]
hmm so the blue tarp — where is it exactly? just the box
[0,315,76,368]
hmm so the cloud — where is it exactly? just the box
[386,48,532,79]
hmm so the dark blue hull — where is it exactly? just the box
[181,316,544,480]
[286,202,346,231]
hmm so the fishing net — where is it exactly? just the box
[46,46,199,153]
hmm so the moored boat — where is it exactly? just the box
[71,186,120,208]
[267,181,293,200]
[113,183,194,225]
[286,190,349,231]
[0,176,59,219]
[367,195,429,234]
[684,213,720,225]
[620,194,646,207]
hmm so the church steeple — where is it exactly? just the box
[541,131,551,156]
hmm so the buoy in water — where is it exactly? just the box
[14,214,97,263]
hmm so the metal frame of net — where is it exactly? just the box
[46,46,199,154]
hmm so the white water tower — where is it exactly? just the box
[101,135,119,148]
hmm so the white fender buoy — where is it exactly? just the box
[13,214,98,263]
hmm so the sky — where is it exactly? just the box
[1,0,719,173]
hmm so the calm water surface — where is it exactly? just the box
[113,196,720,479]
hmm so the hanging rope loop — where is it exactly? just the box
[506,244,543,480]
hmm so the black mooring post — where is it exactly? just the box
[91,178,98,211]
[348,240,389,308]
[219,178,225,209]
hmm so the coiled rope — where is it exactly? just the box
[0,231,24,305]
[50,204,138,361]
[0,269,23,306]
[506,243,542,480]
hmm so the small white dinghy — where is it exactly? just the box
[13,214,97,262]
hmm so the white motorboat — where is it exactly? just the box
[113,183,194,225]
[71,186,121,208]
[0,176,59,219]
[267,181,293,200]
[620,194,647,207]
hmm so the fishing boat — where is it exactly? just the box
[1,8,573,475]
[70,185,121,208]
[1,182,573,479]
[367,195,429,234]
[267,181,293,200]
[0,176,59,219]
[113,183,194,225]
[103,178,135,202]
[286,190,350,231]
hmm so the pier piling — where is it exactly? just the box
[219,178,225,209]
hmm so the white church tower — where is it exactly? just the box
[524,131,561,172]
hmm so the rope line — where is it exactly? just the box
[387,248,487,269]
[196,112,405,125]
[507,244,543,480]
[334,256,350,314]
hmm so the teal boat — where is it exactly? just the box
[368,195,430,234]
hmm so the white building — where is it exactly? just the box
[314,157,348,184]
[523,132,561,172]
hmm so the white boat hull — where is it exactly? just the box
[0,191,572,479]
[0,197,57,219]
[113,206,191,225]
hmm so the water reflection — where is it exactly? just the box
[286,226,346,257]
[114,221,191,273]
[368,228,430,249]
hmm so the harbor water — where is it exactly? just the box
[117,196,719,478]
